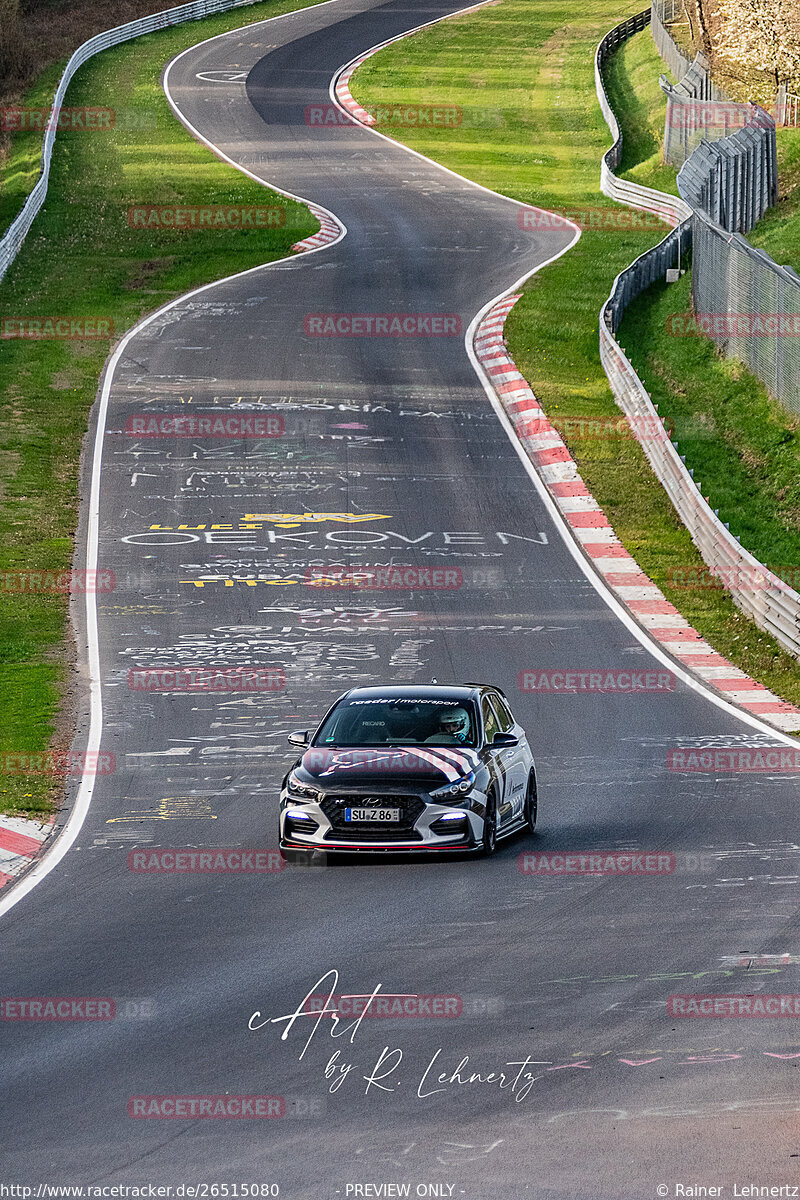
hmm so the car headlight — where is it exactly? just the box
[286,770,321,801]
[430,770,476,800]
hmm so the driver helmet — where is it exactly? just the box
[439,706,470,740]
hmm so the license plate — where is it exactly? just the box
[345,808,401,822]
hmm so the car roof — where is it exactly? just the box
[342,684,481,702]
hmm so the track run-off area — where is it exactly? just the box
[4,0,800,1194]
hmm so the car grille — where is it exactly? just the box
[320,794,425,842]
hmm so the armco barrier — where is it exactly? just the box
[0,0,270,284]
[596,12,800,658]
[596,9,692,228]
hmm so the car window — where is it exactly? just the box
[314,697,478,747]
[481,695,500,743]
[491,693,514,733]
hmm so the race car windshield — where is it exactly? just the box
[315,697,478,748]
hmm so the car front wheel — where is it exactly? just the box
[523,771,538,833]
[481,791,498,856]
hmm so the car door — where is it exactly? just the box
[489,691,528,823]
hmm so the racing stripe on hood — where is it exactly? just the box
[428,746,479,773]
[402,747,463,781]
[304,746,466,781]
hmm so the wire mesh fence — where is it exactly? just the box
[649,0,800,414]
[661,79,776,166]
[672,107,800,413]
[677,113,778,231]
[650,0,693,83]
[688,213,800,413]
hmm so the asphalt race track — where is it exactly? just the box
[3,0,800,1194]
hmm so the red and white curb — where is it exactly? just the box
[334,57,377,126]
[291,203,343,253]
[332,0,500,128]
[0,814,55,890]
[475,295,800,734]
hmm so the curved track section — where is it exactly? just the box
[4,1,800,1194]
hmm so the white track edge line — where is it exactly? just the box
[0,0,353,920]
[3,0,793,919]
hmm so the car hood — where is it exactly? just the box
[297,745,480,789]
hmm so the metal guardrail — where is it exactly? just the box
[0,0,265,284]
[596,10,800,659]
[595,10,693,228]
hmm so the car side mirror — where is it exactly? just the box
[492,731,519,747]
[288,730,310,747]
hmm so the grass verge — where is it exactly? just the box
[351,12,800,713]
[0,0,323,818]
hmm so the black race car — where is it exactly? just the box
[279,684,537,858]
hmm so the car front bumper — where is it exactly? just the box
[279,789,485,853]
